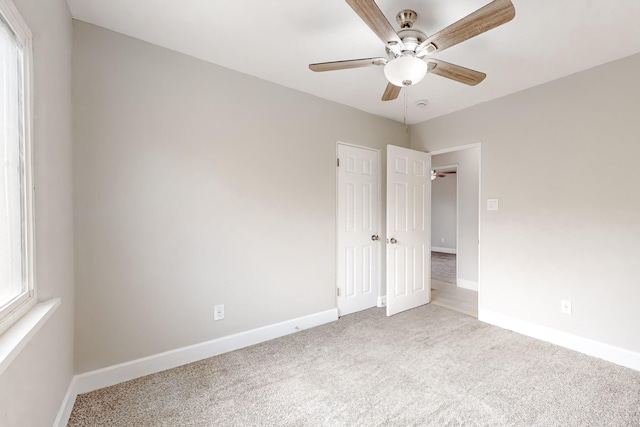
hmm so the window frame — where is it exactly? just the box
[0,0,36,336]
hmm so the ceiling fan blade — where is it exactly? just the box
[309,57,387,72]
[382,82,401,101]
[418,0,515,54]
[427,60,486,86]
[346,0,404,49]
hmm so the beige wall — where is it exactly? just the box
[431,172,457,251]
[410,53,640,353]
[0,0,75,425]
[72,21,409,373]
[431,148,480,285]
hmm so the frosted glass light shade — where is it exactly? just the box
[384,55,428,87]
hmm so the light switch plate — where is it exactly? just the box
[214,304,224,321]
[487,199,499,211]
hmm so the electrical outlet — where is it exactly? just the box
[441,238,445,243]
[561,300,572,315]
[214,304,224,321]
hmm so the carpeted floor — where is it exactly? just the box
[431,252,456,284]
[68,305,640,426]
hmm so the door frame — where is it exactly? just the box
[429,142,482,306]
[335,141,383,314]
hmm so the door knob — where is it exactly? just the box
[390,237,397,244]
[371,235,380,241]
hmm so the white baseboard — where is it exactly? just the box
[456,279,478,291]
[55,308,338,427]
[431,247,456,254]
[479,309,640,372]
[377,296,387,307]
[54,376,78,427]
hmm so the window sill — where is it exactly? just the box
[0,298,60,377]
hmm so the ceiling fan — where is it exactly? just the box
[309,0,516,101]
[431,170,456,180]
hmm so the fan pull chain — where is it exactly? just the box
[404,90,408,132]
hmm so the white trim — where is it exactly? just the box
[55,308,338,427]
[455,164,460,289]
[0,298,60,377]
[479,309,640,372]
[377,296,386,307]
[54,376,78,427]
[428,142,481,156]
[431,247,456,254]
[0,0,37,336]
[74,309,337,394]
[477,145,482,307]
[0,0,33,40]
[456,278,478,291]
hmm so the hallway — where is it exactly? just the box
[431,252,478,318]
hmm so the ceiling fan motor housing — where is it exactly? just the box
[398,29,427,55]
[396,9,417,28]
[387,10,428,57]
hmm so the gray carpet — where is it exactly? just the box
[432,252,456,284]
[68,305,640,426]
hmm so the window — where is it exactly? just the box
[0,0,34,335]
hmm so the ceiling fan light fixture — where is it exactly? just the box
[384,54,428,87]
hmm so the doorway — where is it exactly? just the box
[429,145,480,317]
[431,164,458,283]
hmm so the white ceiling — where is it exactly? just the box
[66,0,640,125]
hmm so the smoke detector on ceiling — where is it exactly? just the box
[416,99,428,108]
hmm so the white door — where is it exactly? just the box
[386,145,431,316]
[337,144,381,316]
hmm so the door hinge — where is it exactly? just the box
[337,158,340,167]
[337,288,340,297]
